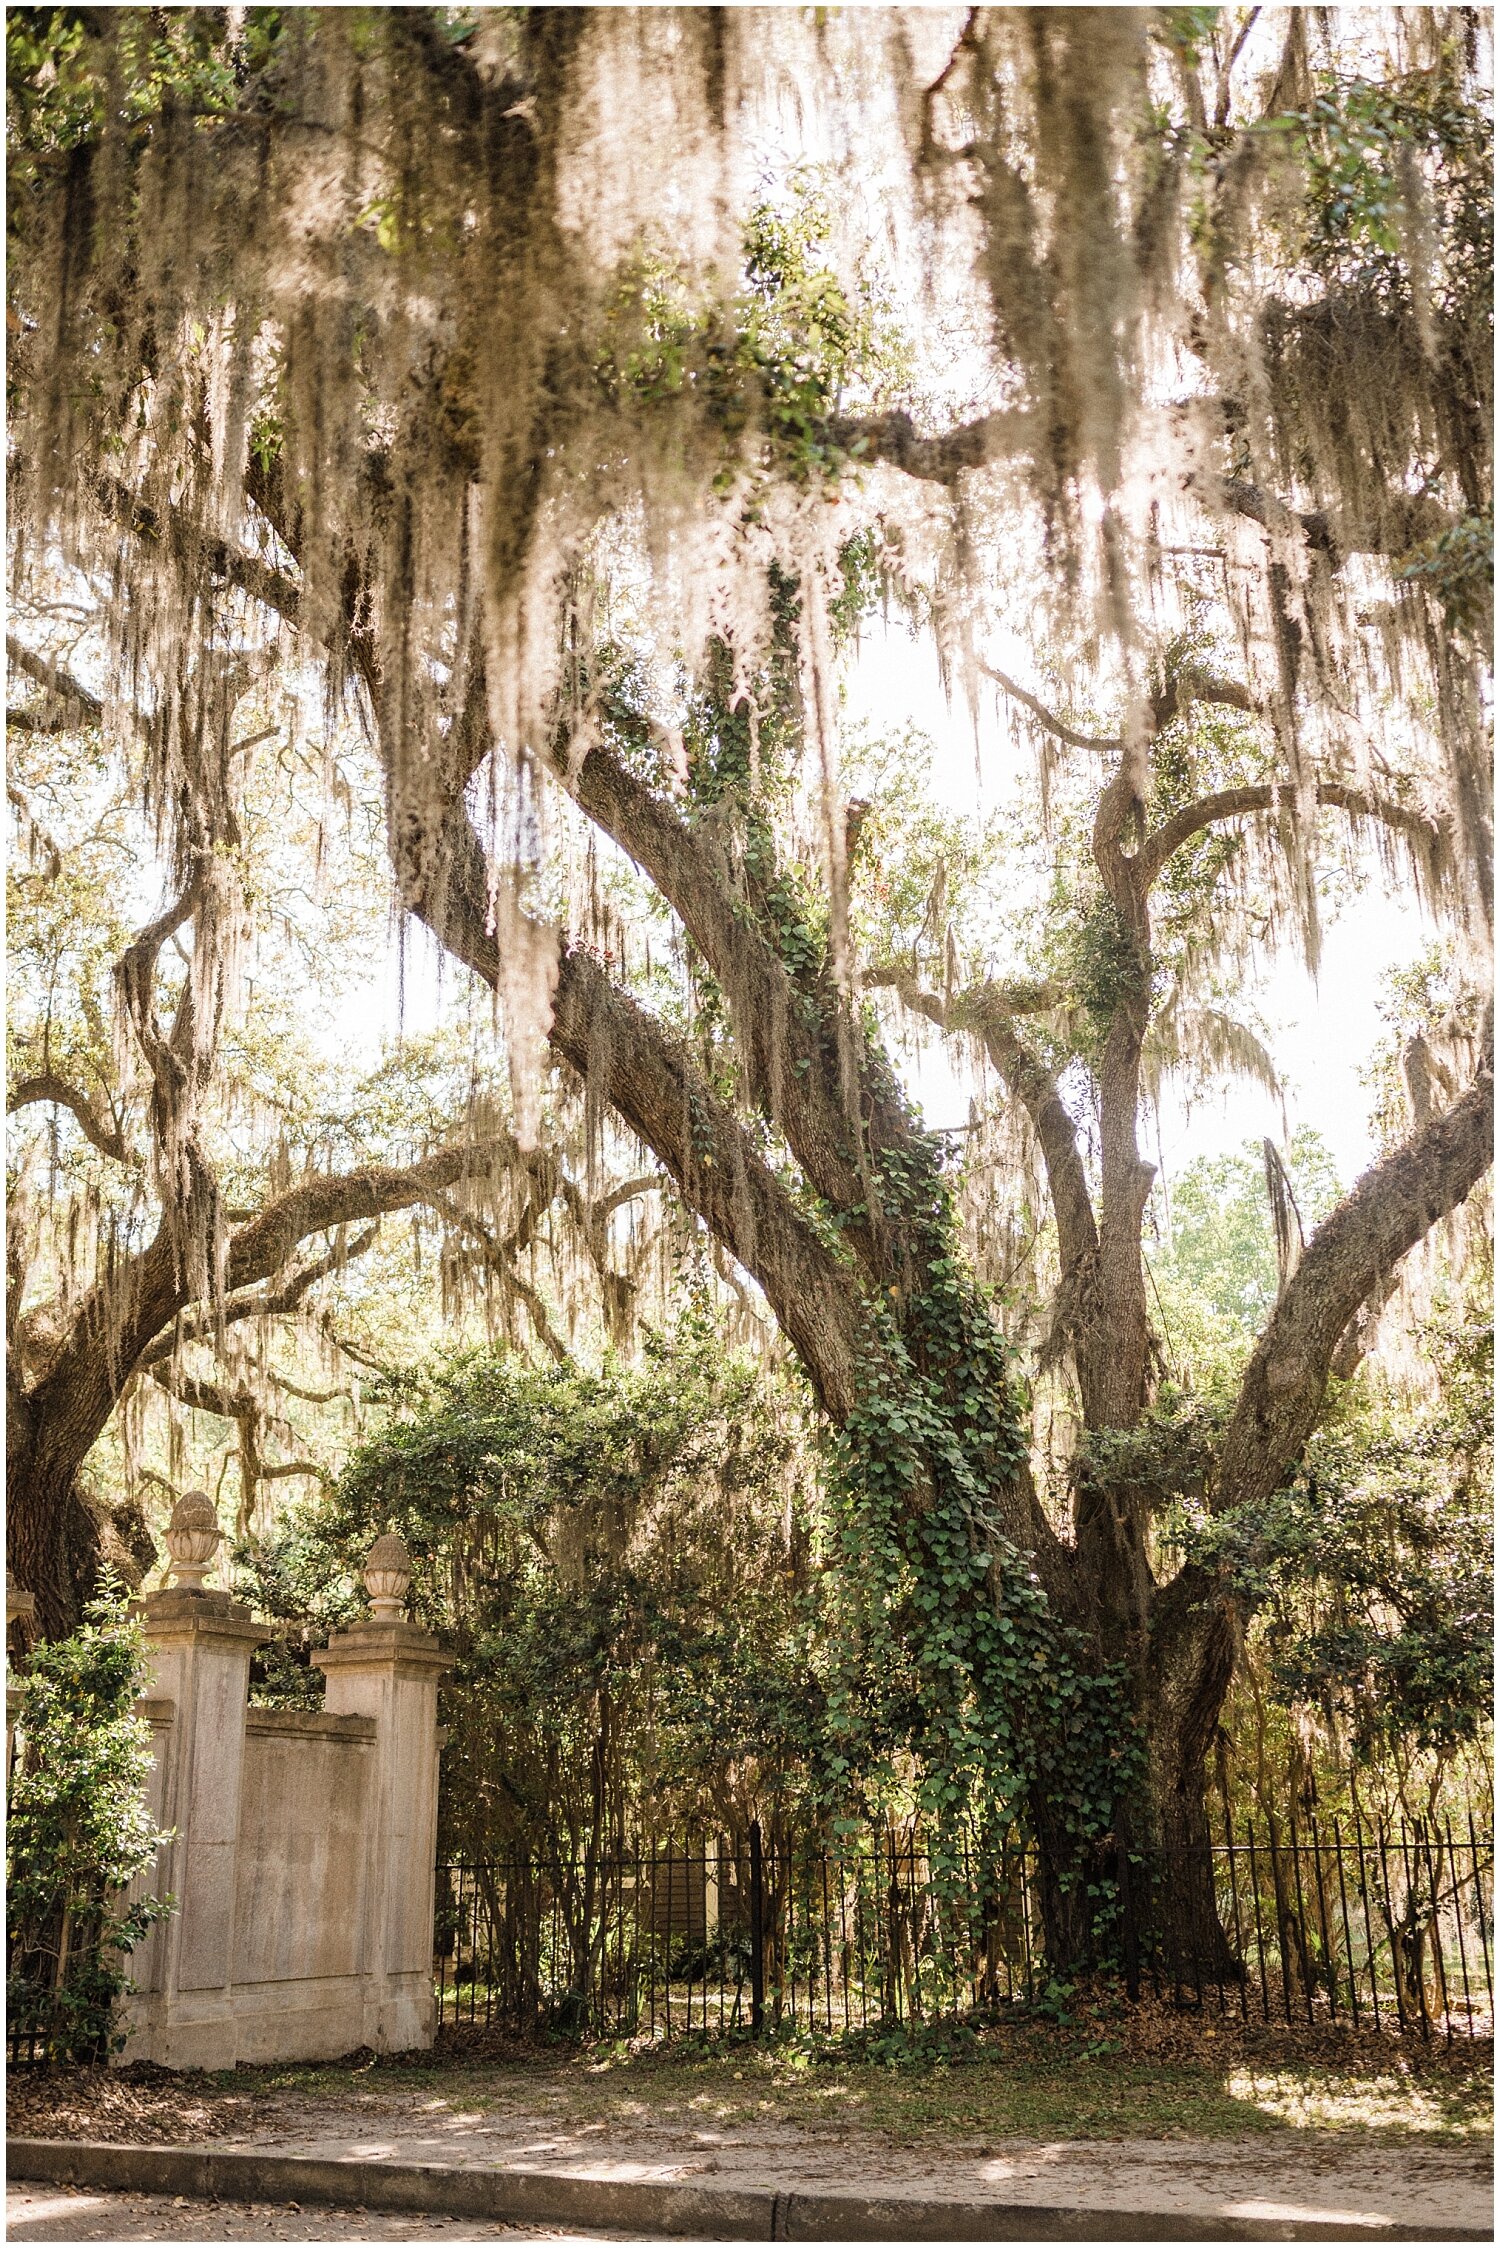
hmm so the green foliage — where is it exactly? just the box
[1396,511,1493,643]
[1278,62,1493,313]
[6,1579,172,2063]
[1192,1305,1493,1761]
[1149,1132,1343,1392]
[7,6,283,189]
[600,170,906,490]
[845,724,1005,984]
[242,1319,815,1855]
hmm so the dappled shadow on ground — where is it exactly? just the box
[7,1998,1490,2159]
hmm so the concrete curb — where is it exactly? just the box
[7,2138,1491,2243]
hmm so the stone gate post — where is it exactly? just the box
[314,1536,449,2052]
[124,1494,269,2067]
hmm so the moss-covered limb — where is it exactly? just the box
[1137,778,1456,890]
[97,478,306,636]
[549,725,924,1274]
[5,633,105,721]
[8,1133,536,1635]
[835,402,1473,573]
[548,946,867,1422]
[870,967,1102,1319]
[1215,1054,1495,1525]
[147,1360,329,1537]
[7,1073,130,1165]
[825,406,1033,487]
[132,1231,380,1373]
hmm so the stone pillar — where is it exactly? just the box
[119,1494,268,2069]
[314,1535,449,2053]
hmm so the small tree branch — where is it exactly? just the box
[5,636,104,722]
[257,1369,355,1407]
[874,969,1101,1293]
[99,482,304,633]
[1138,777,1451,887]
[1216,1056,1494,1517]
[1211,476,1457,562]
[1214,6,1262,126]
[8,1073,130,1164]
[6,785,64,877]
[815,404,1453,569]
[135,1224,381,1368]
[977,662,1123,753]
[322,1328,398,1378]
[827,407,1031,486]
[422,1186,573,1366]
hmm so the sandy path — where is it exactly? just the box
[213,2097,1494,2234]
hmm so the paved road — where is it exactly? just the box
[6,2186,642,2243]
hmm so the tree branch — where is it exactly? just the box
[369,754,866,1417]
[8,1073,129,1164]
[816,404,1454,569]
[422,1186,573,1365]
[827,407,1032,487]
[1216,1057,1494,1517]
[27,1141,530,1490]
[1138,777,1452,888]
[873,969,1101,1304]
[99,481,304,633]
[552,724,928,1273]
[549,947,863,1419]
[135,1223,381,1368]
[1211,476,1457,562]
[6,785,64,877]
[977,662,1122,753]
[5,635,104,722]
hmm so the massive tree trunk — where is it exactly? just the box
[6,1384,105,1642]
[886,697,1494,1976]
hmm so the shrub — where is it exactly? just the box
[6,1580,172,2064]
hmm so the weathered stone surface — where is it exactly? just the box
[116,1589,446,2070]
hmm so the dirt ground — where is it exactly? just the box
[7,2012,1492,2239]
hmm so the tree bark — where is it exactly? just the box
[6,1140,549,1633]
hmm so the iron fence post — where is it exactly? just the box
[1116,1823,1140,2002]
[749,1819,765,2035]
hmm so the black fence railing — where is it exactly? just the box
[435,1810,1493,2045]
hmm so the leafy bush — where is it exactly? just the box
[236,1317,819,1859]
[6,1581,172,2064]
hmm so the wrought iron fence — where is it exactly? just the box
[435,1808,1493,2045]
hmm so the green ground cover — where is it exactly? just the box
[261,2038,1491,2143]
[10,2006,1490,2152]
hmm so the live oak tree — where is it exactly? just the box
[7,7,1491,1966]
[858,618,1491,1959]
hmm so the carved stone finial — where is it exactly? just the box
[163,1491,221,1592]
[363,1533,412,1622]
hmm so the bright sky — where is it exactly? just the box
[837,618,1432,1191]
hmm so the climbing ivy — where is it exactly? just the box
[817,1126,1142,1931]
